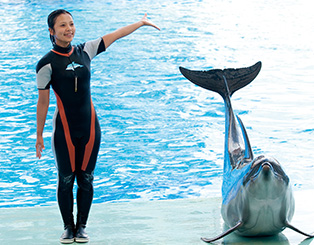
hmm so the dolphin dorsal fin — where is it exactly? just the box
[236,115,254,163]
[179,61,262,100]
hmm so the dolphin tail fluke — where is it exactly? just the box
[286,222,314,238]
[179,61,262,99]
[201,221,242,243]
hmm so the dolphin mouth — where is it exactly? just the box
[253,162,273,179]
[262,162,271,170]
[262,162,272,172]
[261,162,272,178]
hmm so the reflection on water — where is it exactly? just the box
[0,0,313,207]
[222,232,289,245]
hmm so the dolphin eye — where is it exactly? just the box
[271,163,288,180]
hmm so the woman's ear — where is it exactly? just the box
[48,28,54,36]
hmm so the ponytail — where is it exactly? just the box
[49,34,56,45]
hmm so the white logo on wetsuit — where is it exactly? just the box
[66,62,83,71]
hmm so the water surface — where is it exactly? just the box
[0,0,313,207]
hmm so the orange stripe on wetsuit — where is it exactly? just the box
[81,99,96,171]
[51,47,74,57]
[54,92,96,172]
[54,91,76,172]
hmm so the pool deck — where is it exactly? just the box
[0,190,313,245]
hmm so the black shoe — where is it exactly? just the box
[75,224,89,243]
[60,225,75,244]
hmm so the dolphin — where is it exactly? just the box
[179,61,314,243]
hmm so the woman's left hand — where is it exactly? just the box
[141,13,160,31]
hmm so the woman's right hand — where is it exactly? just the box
[36,136,45,159]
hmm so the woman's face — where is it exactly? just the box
[49,13,75,47]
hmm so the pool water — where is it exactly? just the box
[0,0,314,208]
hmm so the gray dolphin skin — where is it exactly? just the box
[179,62,314,243]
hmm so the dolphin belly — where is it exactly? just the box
[221,187,294,237]
[238,205,286,236]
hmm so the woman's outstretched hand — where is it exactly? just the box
[140,13,160,31]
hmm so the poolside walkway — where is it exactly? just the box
[0,191,313,245]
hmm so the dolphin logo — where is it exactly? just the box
[66,62,83,71]
[179,61,314,243]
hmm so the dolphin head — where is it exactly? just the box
[235,155,294,236]
[243,156,289,198]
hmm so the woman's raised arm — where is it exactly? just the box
[102,13,160,49]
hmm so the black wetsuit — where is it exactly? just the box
[36,37,106,226]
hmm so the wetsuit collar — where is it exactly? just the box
[52,43,74,57]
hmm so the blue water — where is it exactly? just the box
[0,0,313,208]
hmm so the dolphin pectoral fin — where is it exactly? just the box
[286,222,314,238]
[201,221,242,243]
[299,236,314,245]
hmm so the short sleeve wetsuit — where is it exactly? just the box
[36,37,106,226]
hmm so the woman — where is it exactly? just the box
[36,9,159,244]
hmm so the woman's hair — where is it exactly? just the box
[47,9,72,45]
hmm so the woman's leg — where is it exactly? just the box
[52,114,76,228]
[76,171,94,225]
[74,116,101,242]
[75,116,101,226]
[57,173,75,227]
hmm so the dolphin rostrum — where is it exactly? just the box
[179,61,314,243]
